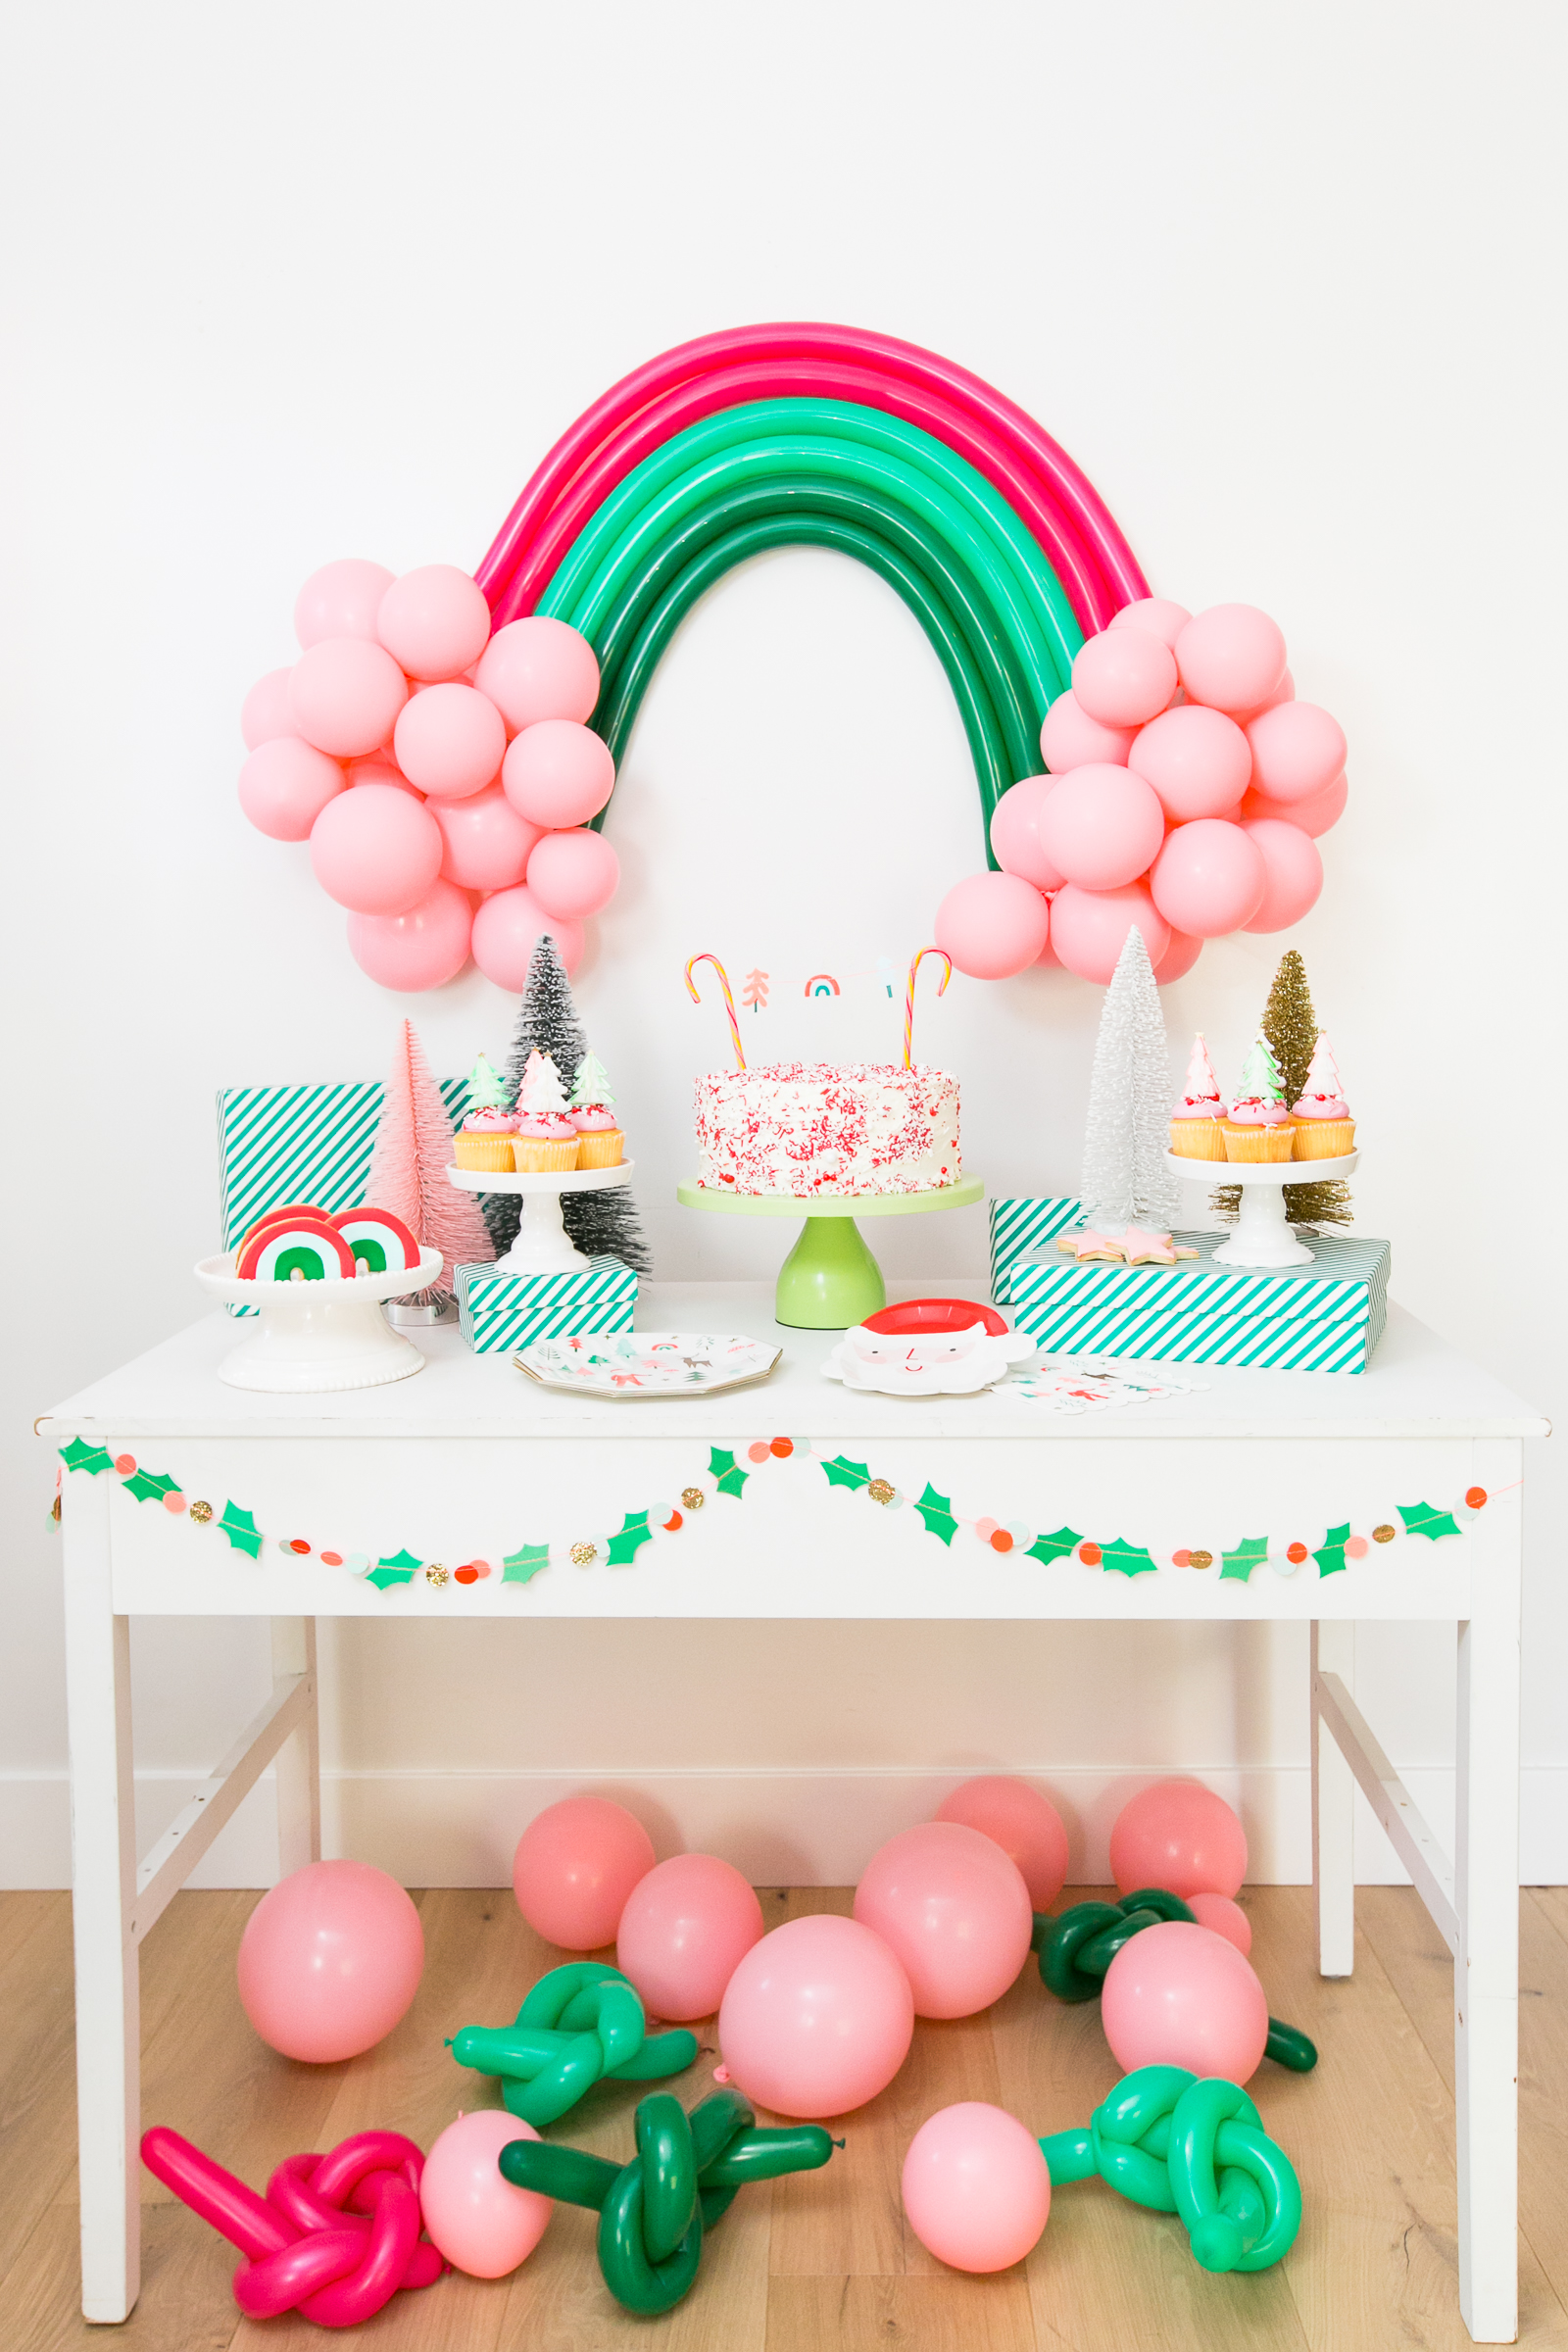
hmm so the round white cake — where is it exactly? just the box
[694,1062,960,1198]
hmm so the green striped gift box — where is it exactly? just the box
[218,1079,472,1247]
[1008,1218,1390,1374]
[989,1196,1085,1303]
[455,1257,638,1354]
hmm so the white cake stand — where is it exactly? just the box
[446,1160,636,1274]
[194,1248,444,1392]
[1163,1148,1359,1268]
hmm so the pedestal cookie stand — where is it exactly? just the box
[193,1248,444,1391]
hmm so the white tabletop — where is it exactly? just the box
[36,1281,1547,1446]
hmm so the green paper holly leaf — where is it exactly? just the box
[1027,1525,1083,1566]
[368,1546,421,1592]
[709,1446,749,1499]
[1100,1536,1158,1579]
[914,1483,958,1545]
[1397,1501,1462,1543]
[123,1467,180,1506]
[1220,1536,1271,1584]
[1314,1521,1351,1578]
[607,1511,655,1567]
[59,1437,115,1477]
[219,1502,264,1558]
[503,1542,551,1586]
[820,1455,872,1492]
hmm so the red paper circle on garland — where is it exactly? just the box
[770,1438,794,1457]
[663,1511,683,1532]
[455,1566,479,1585]
[115,1454,136,1475]
[289,1540,311,1554]
[1287,1542,1308,1563]
[990,1530,1014,1553]
[320,1551,343,1567]
[1079,1543,1102,1566]
[1172,1548,1192,1567]
[1466,1487,1488,1509]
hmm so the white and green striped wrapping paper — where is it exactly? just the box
[455,1257,638,1354]
[989,1195,1085,1303]
[218,1079,472,1247]
[1008,1214,1390,1374]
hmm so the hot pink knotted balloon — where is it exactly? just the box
[311,784,443,915]
[989,775,1066,892]
[1109,1778,1248,1898]
[1101,1921,1269,2082]
[431,782,541,891]
[1129,706,1251,820]
[1035,763,1165,891]
[1241,817,1323,932]
[1038,689,1134,774]
[615,1853,765,2021]
[419,2110,551,2278]
[239,737,345,841]
[1150,819,1266,937]
[513,1795,655,1951]
[854,1821,1033,2019]
[241,667,295,750]
[501,720,616,829]
[902,2103,1051,2273]
[1246,702,1347,803]
[376,564,492,682]
[1107,596,1192,651]
[933,871,1050,979]
[1175,605,1287,714]
[476,616,602,732]
[294,559,396,649]
[1187,1892,1252,1956]
[1241,769,1347,839]
[934,1778,1069,1910]
[526,827,620,921]
[236,1860,423,2063]
[717,1913,914,2119]
[346,877,473,990]
[1048,882,1169,984]
[394,681,507,800]
[471,885,584,986]
[1071,627,1178,727]
[288,636,408,759]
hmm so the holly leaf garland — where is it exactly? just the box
[503,1542,551,1585]
[1313,1522,1351,1578]
[606,1511,655,1567]
[1099,1537,1158,1579]
[59,1437,115,1477]
[1397,1501,1462,1543]
[368,1547,421,1591]
[1027,1525,1083,1566]
[914,1484,958,1545]
[820,1456,872,1492]
[123,1466,180,1506]
[217,1502,264,1558]
[1220,1536,1271,1584]
[709,1447,749,1499]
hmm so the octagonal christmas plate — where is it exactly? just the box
[514,1331,782,1397]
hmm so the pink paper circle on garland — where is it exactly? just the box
[1150,820,1266,938]
[526,827,620,920]
[347,876,473,990]
[933,871,1050,979]
[394,682,507,800]
[1036,763,1165,890]
[1246,702,1346,804]
[430,783,541,892]
[311,785,443,916]
[1241,769,1347,838]
[293,560,395,649]
[1107,596,1192,651]
[1240,818,1323,932]
[471,885,584,984]
[1071,629,1178,728]
[239,737,345,842]
[989,775,1065,892]
[375,565,492,682]
[241,668,295,750]
[1175,605,1287,714]
[1038,689,1134,774]
[1345,1536,1369,1559]
[289,637,409,759]
[502,720,616,829]
[1129,706,1251,820]
[475,617,601,732]
[1049,882,1169,983]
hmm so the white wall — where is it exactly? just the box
[4,4,1563,1888]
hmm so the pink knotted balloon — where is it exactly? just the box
[615,1852,765,2020]
[347,878,473,991]
[1150,819,1266,937]
[718,1912,914,2118]
[1241,769,1347,838]
[241,667,295,750]
[1187,1892,1252,1955]
[526,826,620,920]
[854,1821,1033,2019]
[513,1795,655,1950]
[419,2110,551,2278]
[1246,702,1347,803]
[236,1860,424,2063]
[1175,605,1287,714]
[311,784,443,916]
[376,564,493,682]
[289,636,409,759]
[1129,706,1251,819]
[394,682,507,799]
[475,616,602,732]
[933,871,1050,979]
[1109,1778,1248,1898]
[1071,628,1178,727]
[989,775,1065,891]
[1101,1921,1269,2083]
[934,1777,1069,1910]
[501,720,616,829]
[1241,817,1323,931]
[1107,596,1192,651]
[1038,689,1134,774]
[1152,927,1203,983]
[431,782,541,891]
[471,885,584,986]
[1035,763,1165,890]
[1048,882,1169,983]
[902,2103,1051,2273]
[294,559,396,649]
[239,737,345,841]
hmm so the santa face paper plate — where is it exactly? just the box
[823,1318,1036,1396]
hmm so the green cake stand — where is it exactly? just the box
[676,1176,985,1329]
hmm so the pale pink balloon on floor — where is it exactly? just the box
[311,783,443,915]
[1101,1920,1268,2082]
[476,616,601,731]
[241,667,295,750]
[1048,881,1169,984]
[1150,819,1266,937]
[420,2110,551,2278]
[935,1778,1069,1910]
[1038,689,1134,773]
[1152,927,1203,983]
[376,564,492,681]
[431,782,540,891]
[502,720,616,828]
[1110,1778,1248,1898]
[527,827,620,920]
[1242,769,1347,839]
[1129,706,1251,819]
[1071,628,1178,727]
[902,2102,1051,2272]
[933,871,1050,979]
[513,1795,655,1950]
[347,876,472,990]
[238,737,344,841]
[1175,605,1288,714]
[294,559,396,648]
[394,681,507,799]
[1241,817,1323,931]
[237,1859,423,2063]
[854,1821,1033,2019]
[989,775,1065,892]
[1035,763,1165,890]
[616,1853,765,2020]
[1107,596,1192,651]
[288,635,409,758]
[1246,702,1347,804]
[1188,1891,1252,1955]
[718,1913,914,2118]
[471,884,584,986]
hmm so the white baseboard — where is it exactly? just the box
[3,1763,1565,1890]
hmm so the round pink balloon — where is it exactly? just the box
[376,564,492,682]
[527,827,620,921]
[236,1859,423,2063]
[471,885,584,986]
[1234,667,1296,726]
[1150,820,1266,937]
[1101,1920,1268,2082]
[1107,596,1192,651]
[1035,763,1165,891]
[394,682,507,800]
[718,1913,914,2119]
[238,737,344,841]
[934,1778,1069,1910]
[1188,1892,1252,1956]
[431,783,540,891]
[1109,1779,1248,1898]
[1038,690,1134,774]
[616,1853,765,2021]
[311,783,443,916]
[1049,882,1169,984]
[902,2103,1051,2273]
[1129,707,1251,820]
[513,1796,655,1951]
[1071,629,1178,728]
[1246,702,1347,804]
[1241,818,1323,932]
[347,877,472,991]
[294,560,396,649]
[241,667,295,750]
[346,757,420,795]
[853,1821,1033,2020]
[475,617,601,733]
[1175,605,1288,714]
[1242,769,1347,839]
[502,720,615,829]
[989,776,1065,892]
[1152,927,1203,983]
[288,636,408,759]
[933,871,1050,980]
[420,2109,551,2278]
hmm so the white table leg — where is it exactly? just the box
[62,1473,140,2323]
[1311,1618,1356,1977]
[1455,1443,1521,2344]
[270,1618,320,1877]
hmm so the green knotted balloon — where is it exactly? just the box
[446,1961,699,2128]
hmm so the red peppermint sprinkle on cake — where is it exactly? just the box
[694,1062,960,1198]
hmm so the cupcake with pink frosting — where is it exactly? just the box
[1222,1037,1294,1162]
[455,1052,518,1170]
[513,1050,580,1173]
[1290,1034,1355,1159]
[570,1048,624,1169]
[1169,1034,1228,1161]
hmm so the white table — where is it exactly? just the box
[40,1281,1545,2340]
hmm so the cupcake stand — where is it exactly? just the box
[676,1174,985,1328]
[1164,1148,1360,1268]
[447,1160,637,1274]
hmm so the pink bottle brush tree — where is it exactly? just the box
[368,1020,493,1298]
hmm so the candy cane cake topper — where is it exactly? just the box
[685,954,746,1070]
[904,946,953,1068]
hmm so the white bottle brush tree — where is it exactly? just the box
[1079,927,1179,1234]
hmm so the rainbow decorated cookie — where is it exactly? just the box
[329,1207,421,1275]
[235,1211,357,1284]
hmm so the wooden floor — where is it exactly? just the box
[3,1885,1568,2350]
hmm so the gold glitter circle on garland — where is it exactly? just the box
[680,1488,705,1511]
[867,1479,896,1505]
[1372,1524,1396,1544]
[569,1541,597,1566]
[424,1562,450,1588]
[1189,1549,1213,1569]
[188,1501,213,1525]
